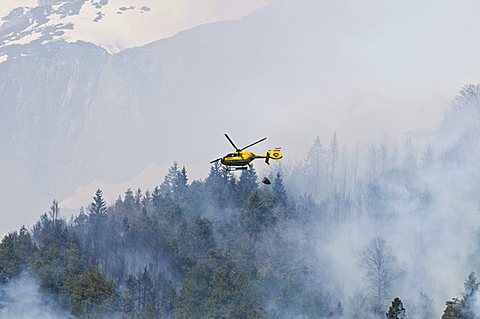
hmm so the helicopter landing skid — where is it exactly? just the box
[227,166,249,171]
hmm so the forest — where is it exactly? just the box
[1,85,480,318]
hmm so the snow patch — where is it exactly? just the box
[1,0,273,54]
[0,1,37,18]
[4,29,41,46]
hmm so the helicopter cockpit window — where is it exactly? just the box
[226,153,235,158]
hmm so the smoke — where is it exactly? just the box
[0,273,68,319]
[276,85,480,318]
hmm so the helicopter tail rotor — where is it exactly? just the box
[267,148,283,162]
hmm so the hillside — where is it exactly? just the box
[2,86,480,318]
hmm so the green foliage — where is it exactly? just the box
[440,272,480,319]
[237,167,258,205]
[0,164,345,318]
[71,268,118,317]
[386,297,405,319]
[174,217,215,269]
[239,190,276,238]
[0,229,36,283]
[176,253,263,319]
[442,298,463,319]
[272,172,288,207]
[463,272,479,300]
[90,189,107,216]
[205,162,237,208]
[176,262,213,319]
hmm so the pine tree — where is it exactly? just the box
[134,188,143,211]
[16,226,36,271]
[142,190,152,211]
[272,172,288,206]
[178,166,189,196]
[239,191,275,238]
[176,263,213,319]
[152,186,162,209]
[90,189,107,215]
[206,162,235,208]
[386,297,405,319]
[138,267,156,312]
[49,199,60,224]
[442,298,462,319]
[161,162,180,197]
[124,188,135,212]
[0,232,21,283]
[71,268,118,316]
[237,167,258,206]
[463,272,479,300]
[460,272,479,319]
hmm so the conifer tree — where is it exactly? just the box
[272,172,288,206]
[134,188,143,211]
[463,272,479,300]
[90,189,107,215]
[124,188,135,211]
[152,186,162,209]
[239,190,275,238]
[0,232,21,283]
[206,162,234,208]
[142,190,152,211]
[459,272,479,319]
[237,166,258,205]
[386,297,405,319]
[442,298,462,319]
[71,269,118,316]
[178,166,189,196]
[161,162,180,197]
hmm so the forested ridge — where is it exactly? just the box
[0,165,343,318]
[2,86,480,318]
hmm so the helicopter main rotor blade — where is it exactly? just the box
[224,134,240,151]
[210,158,222,164]
[240,137,267,151]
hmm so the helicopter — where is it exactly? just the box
[210,134,283,171]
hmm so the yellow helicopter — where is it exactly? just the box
[210,134,283,171]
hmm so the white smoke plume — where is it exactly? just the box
[0,273,69,319]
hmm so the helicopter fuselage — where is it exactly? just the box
[221,151,263,166]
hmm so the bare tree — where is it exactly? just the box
[361,237,402,317]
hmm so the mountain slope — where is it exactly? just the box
[2,0,480,235]
[0,0,271,56]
